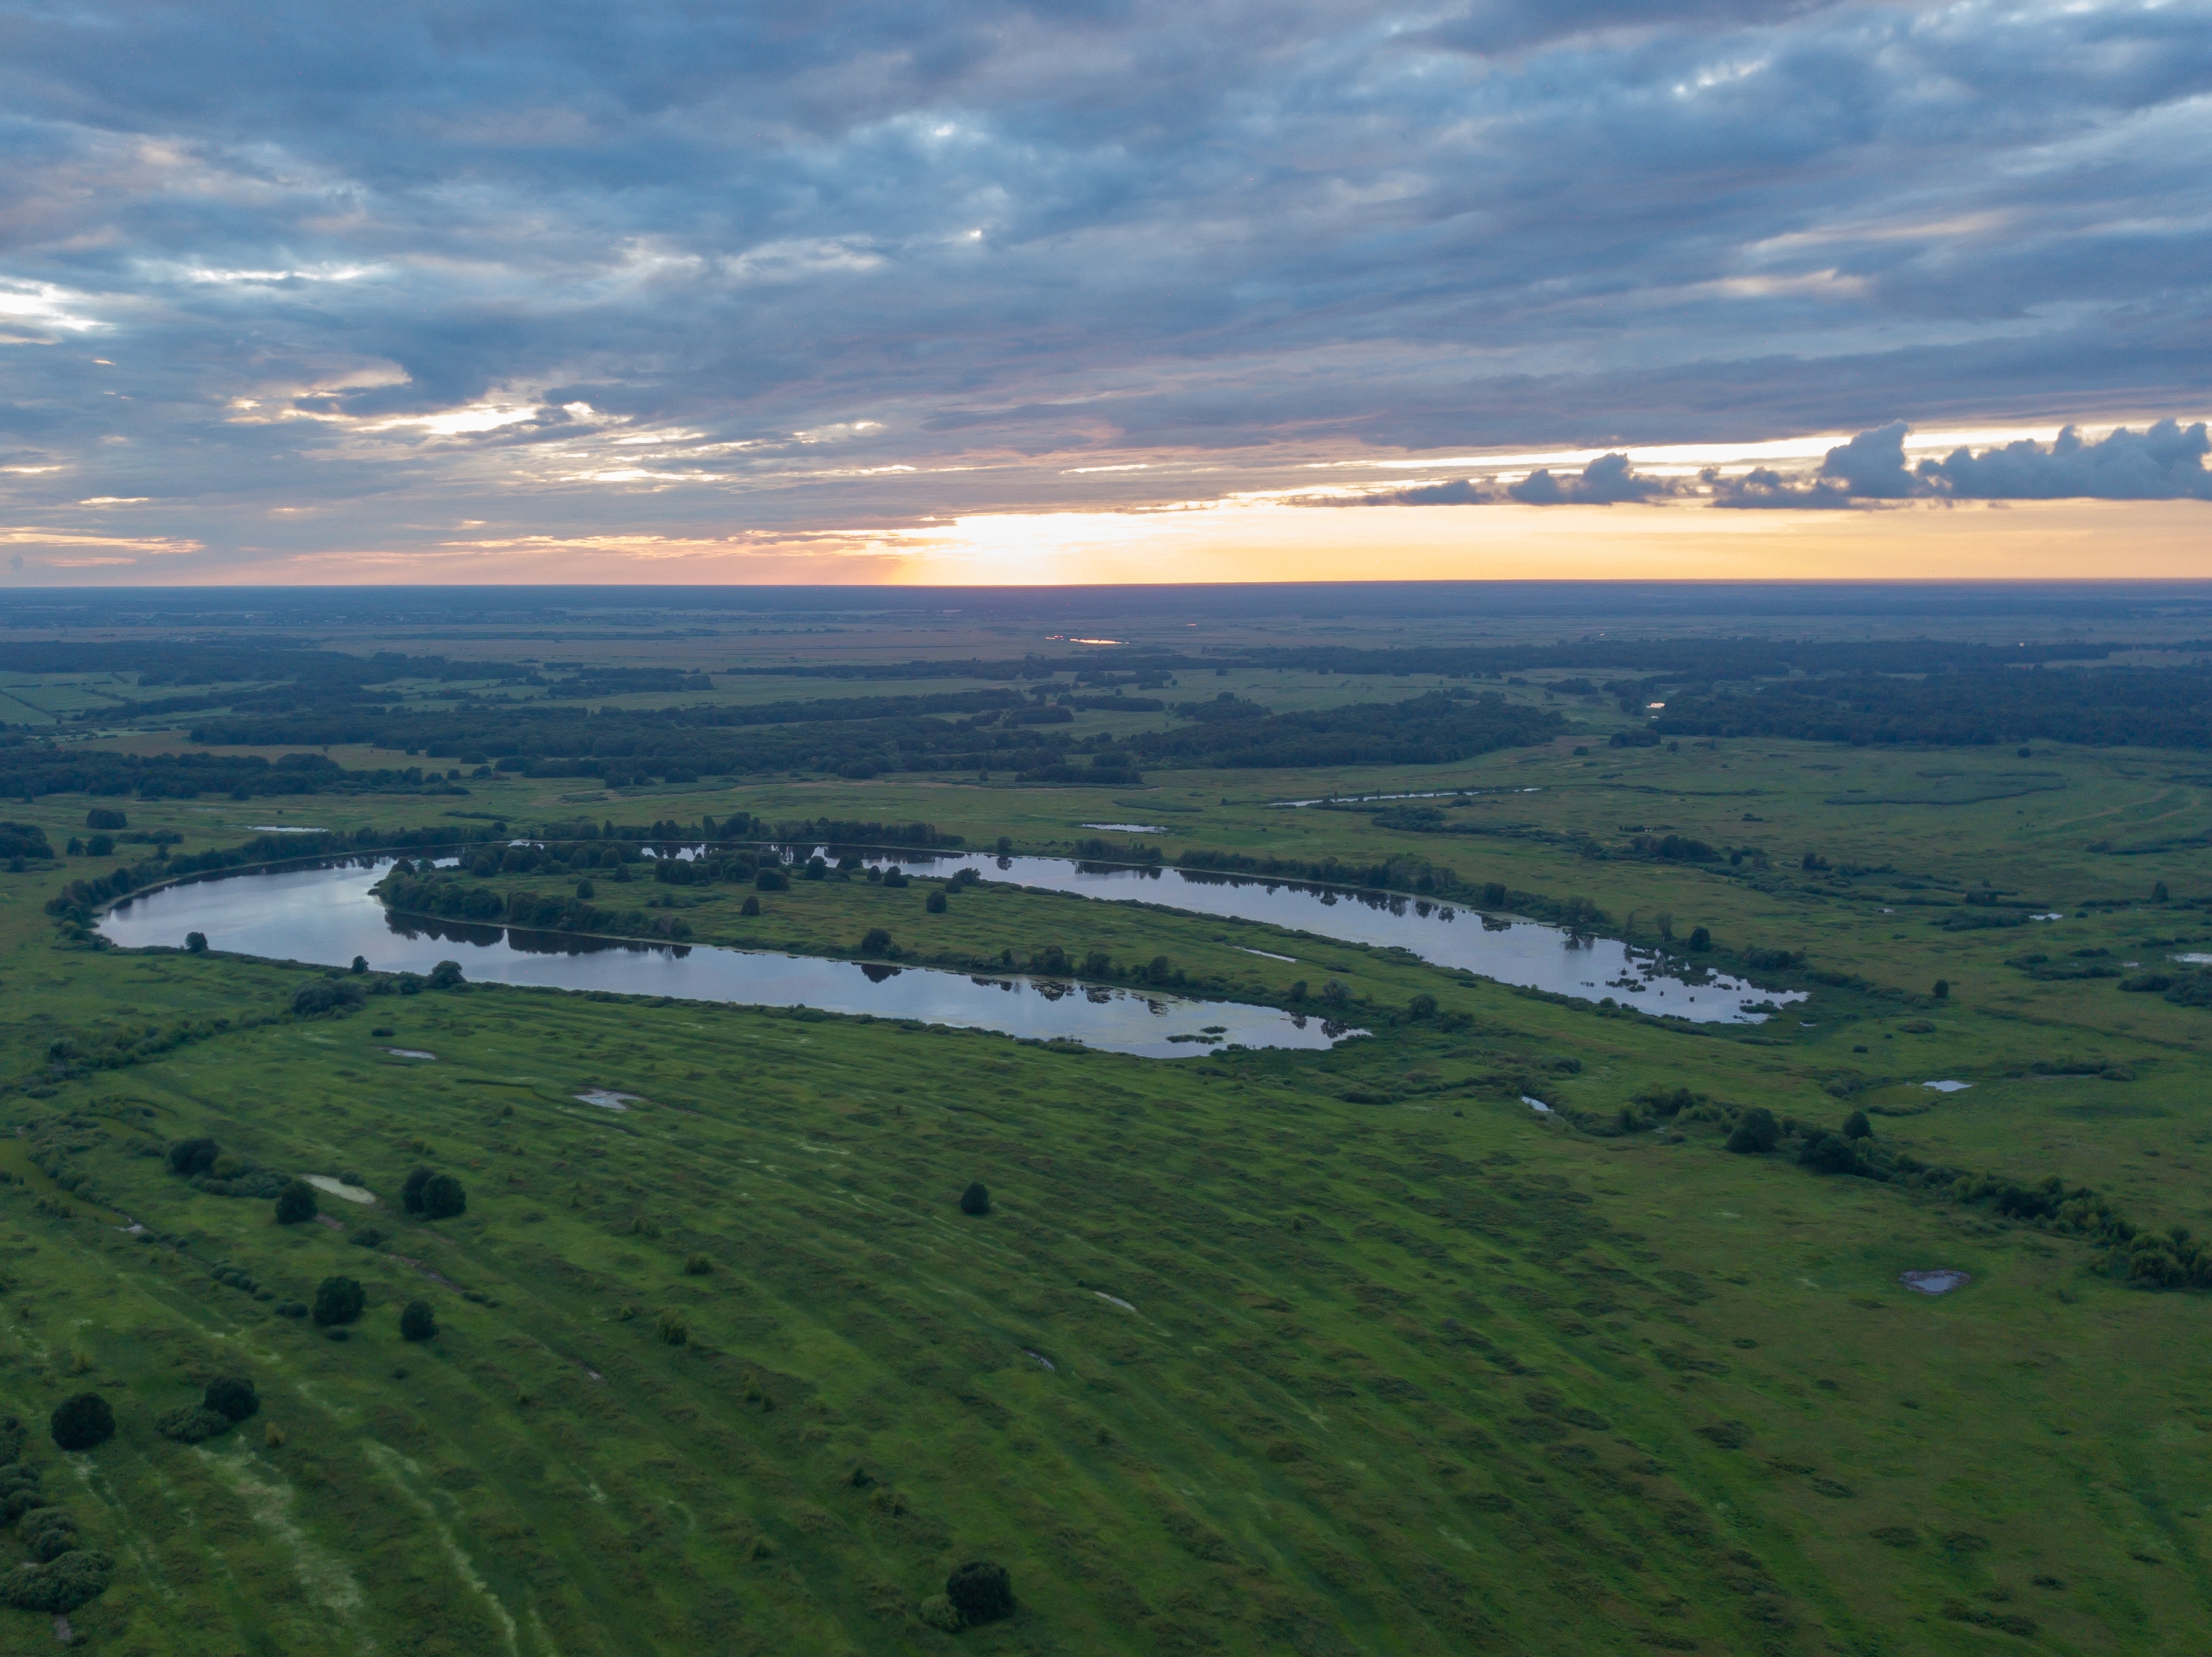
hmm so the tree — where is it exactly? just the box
[1406,993,1437,1020]
[925,889,948,914]
[49,1394,114,1452]
[1725,1108,1780,1155]
[1688,927,1712,951]
[203,1375,258,1421]
[401,1165,434,1213]
[959,1182,991,1216]
[861,927,892,956]
[168,1137,221,1176]
[421,1173,467,1220]
[274,1179,319,1226]
[350,955,368,974]
[740,894,761,916]
[400,1300,437,1342]
[312,1276,366,1327]
[185,932,208,953]
[946,1560,1014,1625]
[1933,979,1950,999]
[1842,1109,1873,1141]
[427,960,464,990]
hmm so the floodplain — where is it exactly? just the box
[0,585,2208,1654]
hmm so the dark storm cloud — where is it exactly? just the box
[0,0,2206,568]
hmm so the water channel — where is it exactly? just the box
[96,859,1357,1060]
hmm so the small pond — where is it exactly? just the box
[97,860,1356,1061]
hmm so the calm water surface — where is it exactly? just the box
[838,849,1799,1024]
[98,860,1355,1060]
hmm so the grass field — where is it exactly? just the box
[1,672,2211,1650]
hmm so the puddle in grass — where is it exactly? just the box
[303,1176,375,1205]
[98,860,1355,1061]
[1899,1270,1972,1295]
[575,1090,640,1110]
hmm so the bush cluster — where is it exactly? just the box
[401,1165,468,1220]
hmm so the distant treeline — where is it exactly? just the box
[0,746,471,803]
[721,636,2133,682]
[1649,665,2212,748]
[1126,691,1561,769]
[164,686,1565,783]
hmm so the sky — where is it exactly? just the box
[0,0,2208,586]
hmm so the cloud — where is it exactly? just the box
[1326,477,1500,507]
[1817,420,1914,499]
[1507,452,1678,505]
[1712,418,2212,507]
[1919,421,2212,502]
[1706,465,1857,510]
[0,1,2208,573]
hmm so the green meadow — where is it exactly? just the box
[1,713,2211,1652]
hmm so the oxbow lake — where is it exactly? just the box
[819,848,1800,1024]
[97,859,1356,1060]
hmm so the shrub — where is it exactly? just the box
[1842,1109,1873,1141]
[167,1137,220,1176]
[1689,926,1712,951]
[959,1181,991,1215]
[154,1404,232,1443]
[946,1560,1014,1625]
[401,1165,434,1213]
[860,927,893,956]
[1933,979,1949,999]
[1798,1131,1861,1175]
[350,955,368,974]
[274,1179,319,1225]
[684,1254,713,1276]
[20,1509,76,1563]
[1406,992,1437,1020]
[311,1276,366,1327]
[421,1173,467,1220]
[657,1310,689,1346]
[49,1394,114,1452]
[919,1595,964,1632]
[1725,1108,1780,1155]
[292,978,364,1016]
[0,1549,112,1613]
[184,931,208,954]
[740,895,761,916]
[203,1375,258,1422]
[925,889,948,914]
[754,868,788,891]
[400,1300,437,1342]
[85,809,127,831]
[273,1301,308,1320]
[427,960,465,990]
